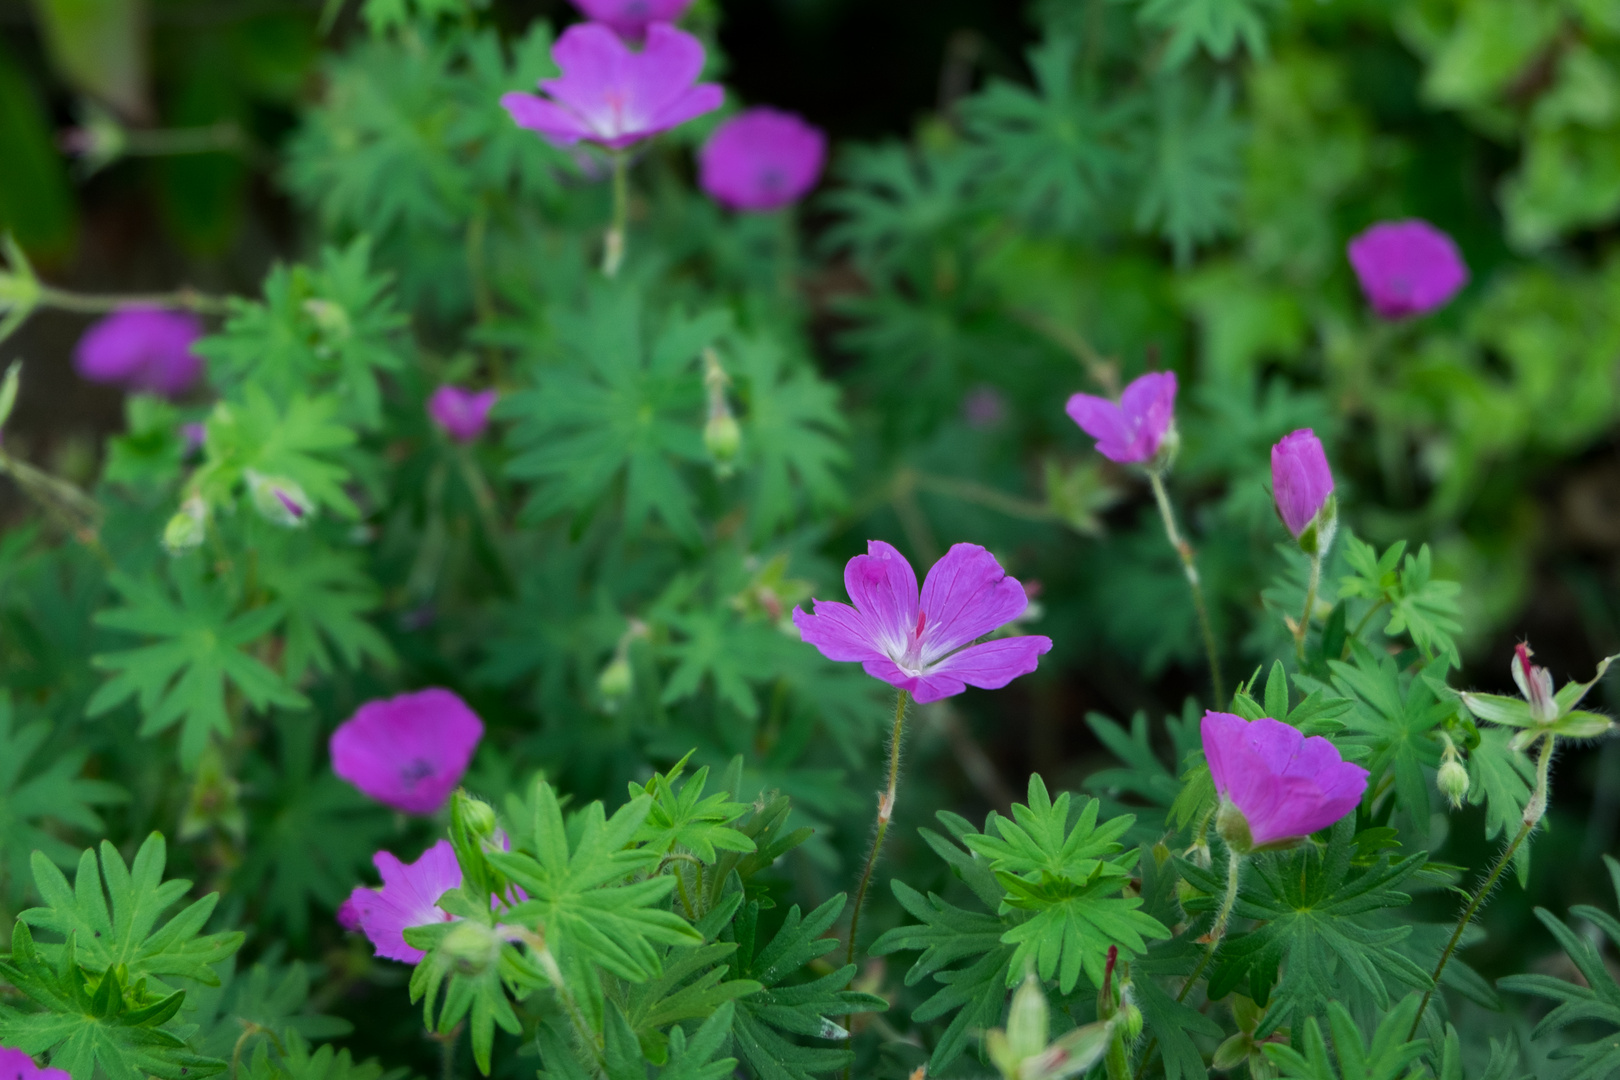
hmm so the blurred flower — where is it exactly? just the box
[179,421,207,456]
[699,107,827,212]
[336,895,363,932]
[73,307,203,398]
[500,23,722,150]
[1347,219,1468,320]
[1270,429,1334,541]
[330,688,485,815]
[1202,711,1367,851]
[1065,371,1177,465]
[428,385,497,443]
[570,0,694,39]
[346,841,462,964]
[792,541,1051,704]
[0,1047,71,1080]
[963,386,1007,429]
[161,495,208,554]
[246,471,312,528]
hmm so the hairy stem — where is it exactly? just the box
[843,690,909,1078]
[38,283,231,315]
[1210,843,1243,946]
[1147,470,1224,705]
[1408,732,1554,1039]
[1294,550,1322,659]
[602,152,629,278]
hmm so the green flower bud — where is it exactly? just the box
[246,471,313,528]
[162,496,208,554]
[1437,757,1469,809]
[460,794,497,840]
[1004,972,1049,1064]
[704,408,741,466]
[1118,1000,1143,1043]
[597,654,633,702]
[440,920,502,976]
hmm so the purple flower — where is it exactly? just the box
[570,0,694,39]
[698,107,827,212]
[428,385,497,443]
[1270,429,1334,538]
[1065,372,1177,465]
[330,689,484,815]
[791,541,1052,704]
[963,386,1007,429]
[500,23,723,150]
[179,422,207,456]
[1347,220,1468,320]
[335,895,363,932]
[1202,711,1368,849]
[0,1048,70,1080]
[73,307,203,398]
[346,841,462,964]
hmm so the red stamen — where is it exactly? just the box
[915,610,927,638]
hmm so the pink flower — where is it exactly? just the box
[1512,643,1557,724]
[698,107,827,212]
[73,307,203,398]
[570,0,694,39]
[346,841,462,964]
[1270,429,1334,539]
[330,689,484,815]
[1347,220,1468,320]
[0,1048,71,1080]
[1065,372,1177,465]
[428,385,497,443]
[335,895,363,932]
[1201,712,1367,849]
[791,541,1052,704]
[500,23,722,150]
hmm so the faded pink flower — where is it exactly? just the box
[1202,712,1368,849]
[792,541,1051,704]
[74,307,203,398]
[330,689,484,815]
[428,385,497,443]
[1347,220,1468,320]
[1065,372,1177,465]
[500,23,722,150]
[346,841,461,964]
[570,0,694,39]
[698,107,827,212]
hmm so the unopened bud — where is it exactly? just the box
[303,298,351,343]
[1437,757,1469,809]
[163,495,208,553]
[440,920,501,976]
[247,471,312,528]
[460,795,497,840]
[704,408,741,466]
[1118,1000,1143,1042]
[1215,800,1254,855]
[597,654,633,702]
[1005,972,1049,1063]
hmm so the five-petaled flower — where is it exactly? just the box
[570,0,694,39]
[345,840,462,964]
[1065,371,1178,466]
[792,541,1051,704]
[1201,711,1367,851]
[500,23,722,150]
[330,688,484,815]
[1270,429,1335,542]
[428,385,497,443]
[699,107,827,212]
[74,307,203,398]
[1347,219,1468,320]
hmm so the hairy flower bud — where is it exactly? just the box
[247,471,313,528]
[1271,429,1336,550]
[598,654,633,702]
[704,408,741,467]
[459,794,498,841]
[1438,756,1469,809]
[163,495,208,554]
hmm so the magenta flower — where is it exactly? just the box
[330,689,484,815]
[73,307,203,398]
[500,23,722,151]
[0,1048,70,1080]
[346,841,462,964]
[791,541,1052,704]
[1270,429,1335,539]
[428,385,497,443]
[1065,372,1177,465]
[698,107,827,212]
[335,895,363,932]
[1347,220,1468,320]
[570,0,694,39]
[1202,711,1368,849]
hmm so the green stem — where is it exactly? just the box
[843,690,909,1079]
[1407,732,1554,1039]
[38,283,231,315]
[1210,843,1243,945]
[602,152,629,278]
[1294,551,1322,659]
[1349,597,1389,646]
[1147,470,1224,705]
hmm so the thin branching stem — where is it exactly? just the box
[38,284,232,315]
[1147,470,1224,704]
[1294,551,1322,659]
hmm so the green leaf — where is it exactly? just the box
[1330,643,1452,840]
[1262,995,1427,1080]
[1383,545,1463,665]
[1135,0,1278,68]
[89,561,307,766]
[629,755,756,863]
[195,388,359,519]
[1132,75,1244,263]
[1466,727,1536,885]
[256,533,394,682]
[240,1029,383,1080]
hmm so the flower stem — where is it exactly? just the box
[38,283,231,315]
[602,152,629,278]
[1147,470,1224,705]
[1407,732,1554,1040]
[1210,843,1243,946]
[1294,550,1322,659]
[843,690,909,1077]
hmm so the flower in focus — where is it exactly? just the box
[1270,429,1334,542]
[792,541,1052,704]
[1347,219,1468,320]
[1461,643,1617,746]
[698,107,827,212]
[570,0,694,39]
[1202,711,1368,851]
[1065,371,1177,466]
[346,840,462,964]
[73,307,203,398]
[500,23,723,150]
[0,1047,71,1080]
[428,385,497,443]
[330,688,485,815]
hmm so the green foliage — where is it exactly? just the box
[1136,0,1279,68]
[1262,995,1427,1080]
[1339,538,1464,666]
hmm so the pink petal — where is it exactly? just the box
[925,636,1052,696]
[791,601,886,664]
[859,657,965,703]
[644,83,725,139]
[844,540,918,654]
[918,543,1030,659]
[501,92,593,145]
[1065,393,1131,461]
[622,23,708,118]
[360,841,463,964]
